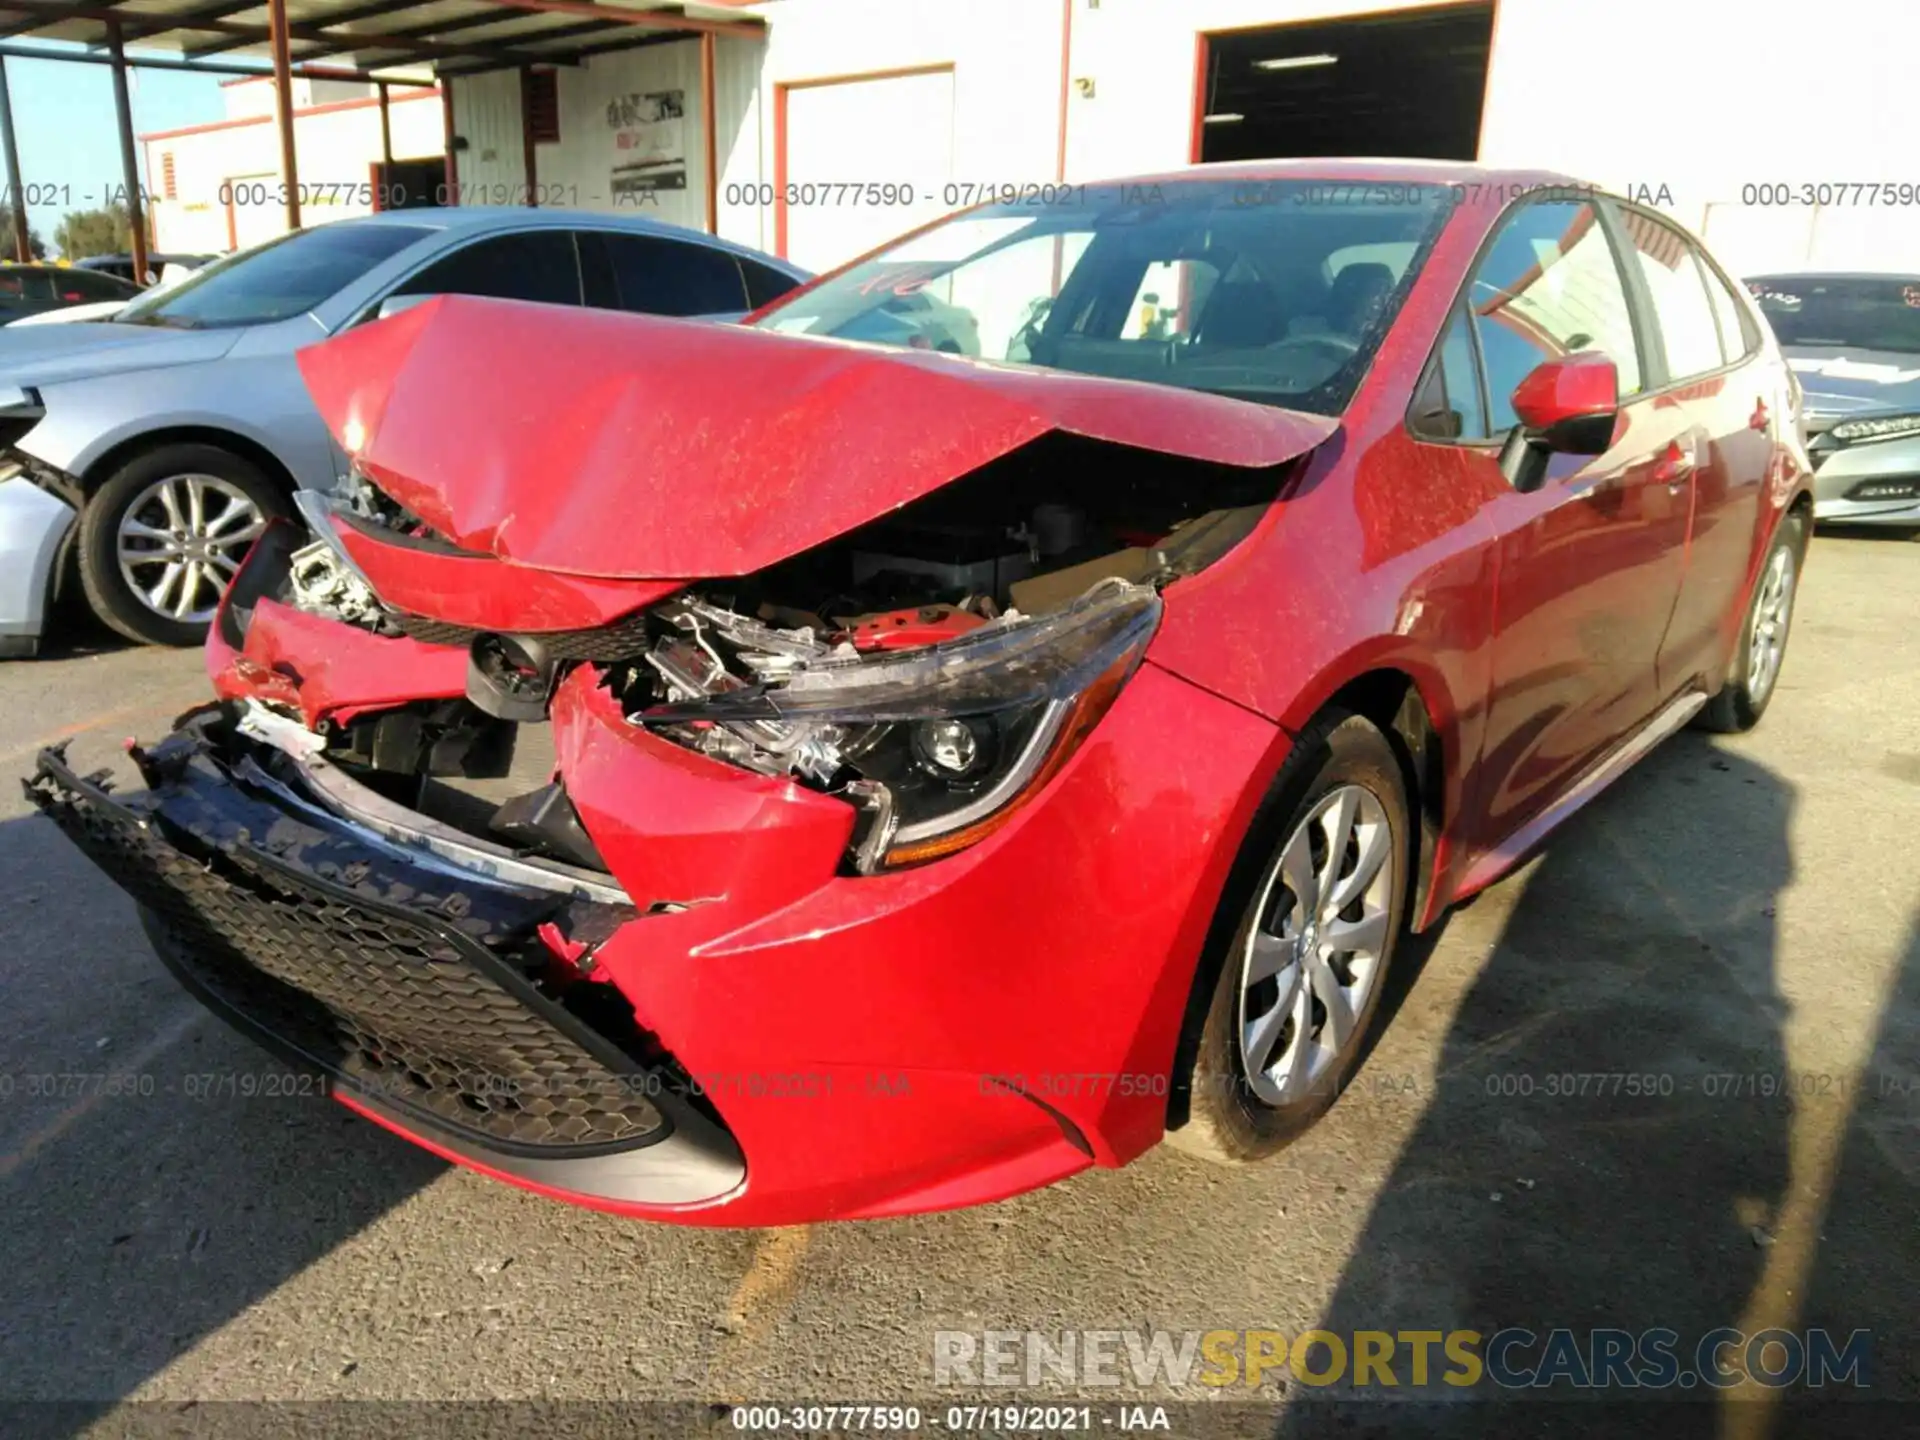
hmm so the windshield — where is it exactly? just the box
[1747,274,1920,354]
[750,179,1452,415]
[116,222,434,330]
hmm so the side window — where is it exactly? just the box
[598,232,748,316]
[1697,251,1757,365]
[1411,305,1488,442]
[1618,210,1724,381]
[392,230,581,307]
[740,257,801,310]
[1467,201,1642,432]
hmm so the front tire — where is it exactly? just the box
[1168,710,1412,1164]
[1696,512,1805,734]
[77,443,286,647]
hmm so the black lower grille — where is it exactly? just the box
[393,610,656,660]
[1844,476,1920,502]
[27,751,669,1158]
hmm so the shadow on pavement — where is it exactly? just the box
[0,806,447,1424]
[1275,733,1860,1436]
[1799,911,1920,1399]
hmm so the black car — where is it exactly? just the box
[0,264,143,322]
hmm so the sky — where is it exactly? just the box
[2,44,227,255]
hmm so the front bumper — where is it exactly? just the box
[33,630,1284,1226]
[26,733,746,1209]
[0,475,74,658]
[1806,428,1920,525]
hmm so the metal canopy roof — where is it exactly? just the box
[0,0,765,81]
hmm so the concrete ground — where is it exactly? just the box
[0,534,1914,1437]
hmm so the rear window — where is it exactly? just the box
[1748,274,1920,354]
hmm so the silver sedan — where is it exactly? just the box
[0,208,807,654]
[1748,270,1920,532]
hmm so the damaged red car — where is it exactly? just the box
[29,164,1812,1226]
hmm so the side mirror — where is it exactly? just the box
[1499,352,1620,492]
[376,292,435,321]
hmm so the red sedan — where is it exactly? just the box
[30,163,1811,1225]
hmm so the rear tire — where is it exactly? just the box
[77,443,287,647]
[1167,710,1411,1165]
[1696,512,1805,734]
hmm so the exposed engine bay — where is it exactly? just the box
[271,435,1295,877]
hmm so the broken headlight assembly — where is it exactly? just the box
[630,580,1162,872]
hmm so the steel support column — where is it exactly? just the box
[105,19,147,283]
[442,78,458,205]
[700,31,716,234]
[267,0,299,229]
[0,56,28,261]
[519,65,537,205]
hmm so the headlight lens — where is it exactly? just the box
[1828,413,1920,442]
[636,581,1162,871]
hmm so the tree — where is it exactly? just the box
[0,201,46,261]
[53,203,133,261]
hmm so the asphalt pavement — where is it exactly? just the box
[0,533,1914,1438]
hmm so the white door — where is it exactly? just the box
[783,69,954,273]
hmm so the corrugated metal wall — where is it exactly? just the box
[448,44,712,235]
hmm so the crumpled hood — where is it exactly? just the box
[297,294,1336,579]
[0,321,240,387]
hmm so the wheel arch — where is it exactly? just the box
[1307,667,1446,934]
[77,425,302,501]
[1162,662,1450,1136]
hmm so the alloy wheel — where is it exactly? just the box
[115,474,266,625]
[1236,784,1395,1107]
[1747,545,1796,706]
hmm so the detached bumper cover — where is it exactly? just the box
[24,735,745,1209]
[29,620,1285,1224]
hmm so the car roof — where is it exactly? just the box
[74,253,211,265]
[344,206,809,273]
[1084,157,1589,190]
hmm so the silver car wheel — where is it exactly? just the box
[1747,544,1796,706]
[115,474,265,625]
[1237,784,1394,1107]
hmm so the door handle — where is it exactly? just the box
[1652,439,1697,488]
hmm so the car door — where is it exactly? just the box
[1611,204,1776,693]
[1437,199,1694,847]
